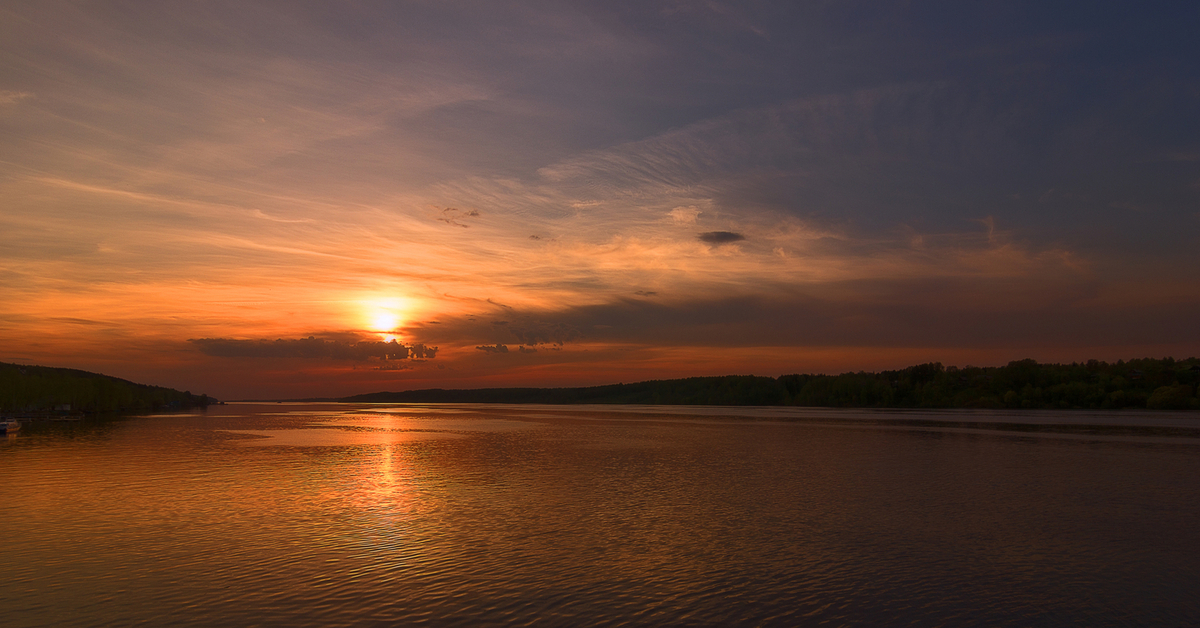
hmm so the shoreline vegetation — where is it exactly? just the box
[0,362,212,415]
[4,358,1198,413]
[329,358,1200,410]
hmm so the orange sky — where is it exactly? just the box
[2,3,1198,399]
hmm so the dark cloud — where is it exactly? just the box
[476,343,539,355]
[409,344,438,359]
[373,362,413,371]
[634,290,658,297]
[460,272,1199,353]
[378,267,1200,365]
[404,316,584,351]
[698,231,746,244]
[436,207,479,228]
[190,337,438,360]
[508,321,582,346]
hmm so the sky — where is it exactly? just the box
[2,1,1199,400]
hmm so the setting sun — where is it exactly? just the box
[371,312,398,333]
[361,297,412,340]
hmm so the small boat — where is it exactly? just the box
[0,420,20,434]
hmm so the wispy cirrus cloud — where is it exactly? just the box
[0,90,33,104]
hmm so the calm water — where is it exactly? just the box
[3,404,1200,626]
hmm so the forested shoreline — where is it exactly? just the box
[341,358,1200,410]
[0,362,212,414]
[5,357,1197,412]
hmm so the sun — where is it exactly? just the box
[371,312,399,333]
[360,297,412,341]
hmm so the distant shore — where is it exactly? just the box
[247,358,1200,410]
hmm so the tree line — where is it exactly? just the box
[6,357,1196,412]
[0,362,212,414]
[344,357,1200,409]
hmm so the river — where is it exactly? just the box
[3,403,1198,626]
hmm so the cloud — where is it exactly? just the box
[251,209,313,224]
[405,315,586,353]
[668,206,701,224]
[0,91,33,105]
[698,231,746,244]
[525,277,1200,352]
[476,343,539,354]
[660,0,770,39]
[373,362,413,371]
[436,207,479,228]
[189,337,438,360]
[508,321,582,346]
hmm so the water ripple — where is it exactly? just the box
[2,404,1199,626]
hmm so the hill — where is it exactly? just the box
[340,357,1200,410]
[0,362,213,414]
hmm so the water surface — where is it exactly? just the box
[3,404,1199,626]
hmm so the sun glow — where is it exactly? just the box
[361,297,412,341]
[372,312,399,333]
